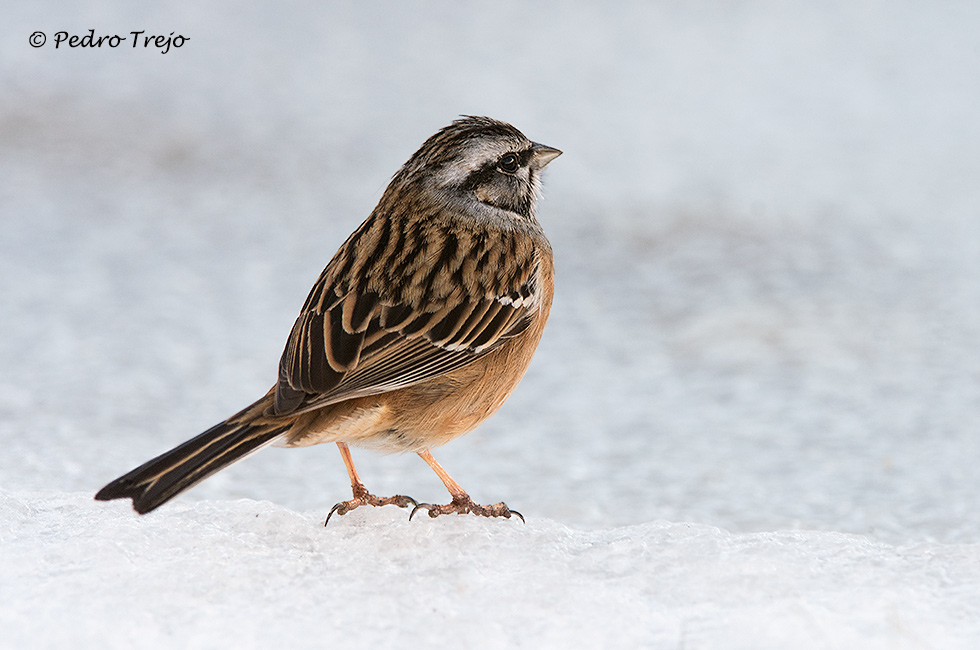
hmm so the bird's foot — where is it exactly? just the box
[325,486,417,525]
[409,495,524,522]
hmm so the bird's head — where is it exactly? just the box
[392,116,561,222]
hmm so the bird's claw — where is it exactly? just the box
[409,496,524,523]
[324,493,417,526]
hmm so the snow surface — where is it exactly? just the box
[3,1,980,648]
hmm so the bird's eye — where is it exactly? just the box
[498,153,520,174]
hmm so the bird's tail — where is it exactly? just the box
[95,391,292,514]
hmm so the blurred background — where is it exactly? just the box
[2,0,979,543]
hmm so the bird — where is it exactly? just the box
[95,116,560,523]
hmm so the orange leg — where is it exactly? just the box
[417,449,469,500]
[411,449,523,522]
[324,442,416,525]
[337,442,368,497]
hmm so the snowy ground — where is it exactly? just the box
[2,1,980,648]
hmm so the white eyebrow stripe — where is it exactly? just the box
[432,137,529,188]
[435,158,482,187]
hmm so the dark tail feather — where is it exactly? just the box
[95,393,291,514]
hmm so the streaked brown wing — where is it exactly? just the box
[272,211,541,415]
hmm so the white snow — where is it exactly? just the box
[3,1,980,648]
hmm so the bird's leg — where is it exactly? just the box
[324,442,416,525]
[409,450,523,522]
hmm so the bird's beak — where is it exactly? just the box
[531,143,562,168]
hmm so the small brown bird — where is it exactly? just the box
[95,116,560,522]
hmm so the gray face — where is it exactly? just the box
[441,135,543,219]
[395,117,560,223]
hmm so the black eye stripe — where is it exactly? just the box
[459,148,534,191]
[460,163,497,192]
[498,148,534,173]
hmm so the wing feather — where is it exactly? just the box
[272,210,544,415]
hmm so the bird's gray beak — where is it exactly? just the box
[531,143,562,168]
